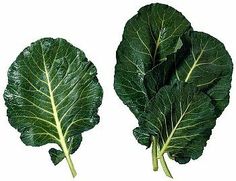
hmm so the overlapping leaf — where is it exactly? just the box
[143,82,216,162]
[172,31,233,116]
[114,2,233,177]
[4,38,103,177]
[114,3,192,118]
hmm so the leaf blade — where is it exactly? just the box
[4,38,103,176]
[173,31,233,115]
[144,82,216,162]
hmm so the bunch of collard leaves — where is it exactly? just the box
[114,3,233,177]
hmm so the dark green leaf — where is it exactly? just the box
[4,38,103,177]
[173,31,233,116]
[115,2,233,177]
[114,3,192,118]
[144,82,216,162]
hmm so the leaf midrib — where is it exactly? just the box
[41,45,70,157]
[159,102,192,156]
[152,19,164,65]
[184,41,209,82]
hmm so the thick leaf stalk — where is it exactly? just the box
[151,136,158,171]
[160,155,173,178]
[65,154,77,177]
[151,137,173,178]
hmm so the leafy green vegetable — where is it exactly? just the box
[4,38,103,177]
[114,3,233,177]
[143,82,216,176]
[114,3,192,119]
[172,32,233,116]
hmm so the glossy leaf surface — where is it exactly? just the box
[114,2,233,178]
[114,3,191,118]
[4,38,103,177]
[143,83,216,163]
[173,31,233,116]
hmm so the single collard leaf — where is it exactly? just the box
[142,82,216,174]
[4,38,103,177]
[173,31,233,116]
[114,3,192,118]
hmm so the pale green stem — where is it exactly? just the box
[65,154,77,177]
[151,136,158,171]
[43,55,77,178]
[160,154,173,178]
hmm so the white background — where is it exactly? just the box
[0,0,235,180]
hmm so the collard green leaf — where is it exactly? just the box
[143,82,215,162]
[172,31,233,116]
[114,3,192,118]
[4,38,103,177]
